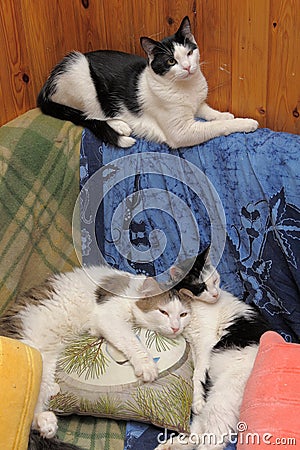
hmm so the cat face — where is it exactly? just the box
[170,246,221,304]
[136,288,191,337]
[195,269,221,303]
[140,16,199,80]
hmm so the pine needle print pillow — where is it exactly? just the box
[50,328,193,433]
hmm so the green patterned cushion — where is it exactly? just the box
[51,329,193,433]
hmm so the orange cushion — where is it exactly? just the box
[0,337,42,450]
[237,331,300,448]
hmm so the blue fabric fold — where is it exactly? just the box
[79,127,300,450]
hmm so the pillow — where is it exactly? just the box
[0,336,43,450]
[50,328,193,433]
[237,331,300,449]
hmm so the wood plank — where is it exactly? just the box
[0,0,299,132]
[198,0,232,113]
[268,0,300,133]
[0,0,31,123]
[231,0,270,126]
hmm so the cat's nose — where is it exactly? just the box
[171,327,180,334]
[183,65,191,73]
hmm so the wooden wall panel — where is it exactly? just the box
[268,0,300,133]
[231,0,270,127]
[198,0,232,113]
[0,0,299,134]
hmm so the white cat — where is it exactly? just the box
[0,265,190,442]
[37,16,258,149]
[156,248,270,450]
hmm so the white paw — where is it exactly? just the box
[33,411,58,439]
[192,391,206,415]
[118,136,136,148]
[107,119,132,136]
[229,118,259,133]
[132,356,158,382]
[155,444,172,450]
[216,112,235,120]
[155,436,189,450]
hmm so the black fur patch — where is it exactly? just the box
[28,430,83,449]
[214,313,270,351]
[201,369,212,401]
[86,50,146,117]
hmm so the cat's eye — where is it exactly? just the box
[187,49,193,56]
[180,312,188,317]
[159,309,169,316]
[167,58,176,66]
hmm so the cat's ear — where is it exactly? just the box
[140,37,158,58]
[176,16,196,43]
[179,288,217,304]
[169,265,184,282]
[141,277,163,296]
[178,288,194,300]
[194,245,211,270]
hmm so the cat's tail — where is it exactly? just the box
[28,430,84,449]
[37,92,124,147]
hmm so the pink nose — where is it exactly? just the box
[183,65,191,72]
[171,327,179,334]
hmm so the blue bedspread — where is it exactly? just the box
[79,127,300,449]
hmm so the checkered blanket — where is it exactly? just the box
[0,109,126,449]
[0,108,82,313]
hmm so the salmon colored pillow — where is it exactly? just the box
[238,331,300,449]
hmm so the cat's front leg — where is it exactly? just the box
[31,351,60,438]
[187,336,214,415]
[93,317,158,382]
[32,411,58,439]
[196,102,234,121]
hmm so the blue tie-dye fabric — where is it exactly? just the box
[80,127,300,449]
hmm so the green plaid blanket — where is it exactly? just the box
[0,108,82,313]
[57,416,126,450]
[0,109,126,449]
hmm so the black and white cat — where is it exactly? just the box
[156,248,270,450]
[0,265,190,444]
[37,16,258,149]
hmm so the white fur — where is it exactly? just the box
[156,269,259,450]
[15,265,190,438]
[49,43,258,149]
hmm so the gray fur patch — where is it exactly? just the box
[0,278,55,339]
[136,290,174,312]
[95,273,130,304]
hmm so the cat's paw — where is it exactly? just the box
[32,411,58,438]
[215,112,234,120]
[132,356,158,382]
[229,118,259,133]
[155,436,190,450]
[107,119,132,136]
[118,136,136,148]
[192,395,206,415]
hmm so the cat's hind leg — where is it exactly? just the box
[107,119,132,136]
[188,347,258,450]
[106,119,136,147]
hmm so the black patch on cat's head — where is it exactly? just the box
[172,246,210,297]
[140,16,197,76]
